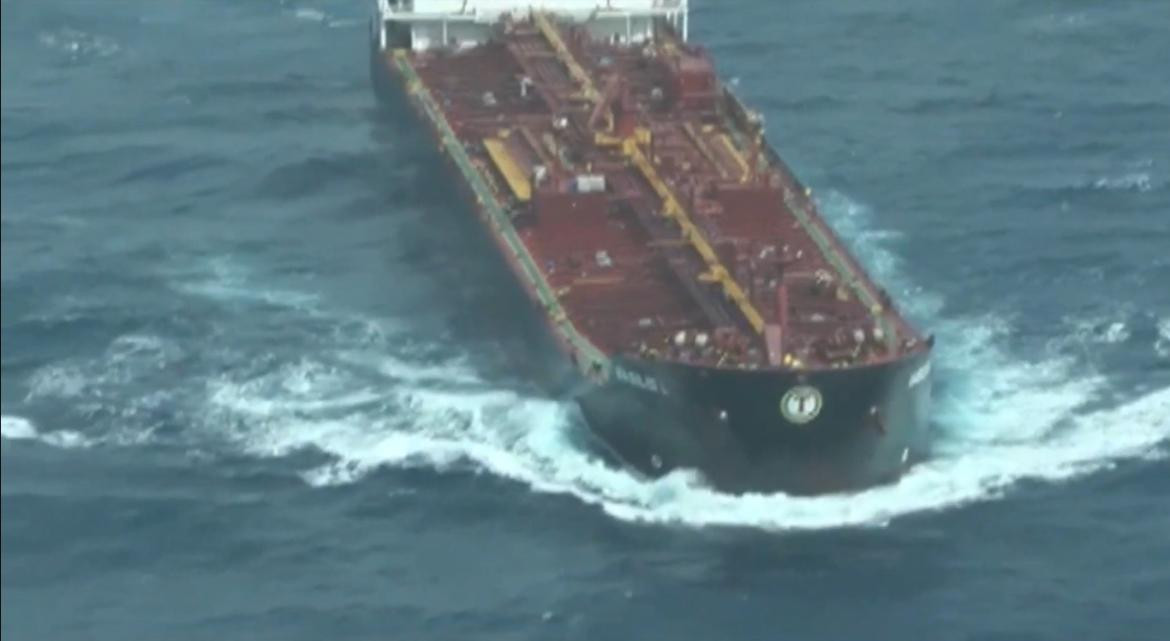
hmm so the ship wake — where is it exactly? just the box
[199,309,1168,530]
[205,191,1167,530]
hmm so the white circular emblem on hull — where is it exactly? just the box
[780,385,823,424]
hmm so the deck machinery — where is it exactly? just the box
[370,0,933,494]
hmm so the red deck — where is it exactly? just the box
[393,15,923,371]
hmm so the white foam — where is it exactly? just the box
[207,359,390,429]
[334,350,480,386]
[109,334,170,357]
[1102,321,1130,344]
[175,257,319,310]
[1093,173,1154,193]
[292,8,328,23]
[25,364,89,400]
[38,28,120,60]
[1,415,38,440]
[25,333,179,403]
[1,415,93,449]
[39,430,94,449]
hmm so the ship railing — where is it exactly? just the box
[766,145,900,350]
[389,49,610,374]
[379,3,687,52]
[379,1,687,22]
[717,83,900,350]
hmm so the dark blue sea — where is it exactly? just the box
[3,1,1169,639]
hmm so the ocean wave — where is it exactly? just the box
[1021,12,1094,36]
[1,415,93,449]
[292,8,328,23]
[1060,313,1134,349]
[20,332,184,448]
[287,5,360,29]
[25,333,181,403]
[1049,311,1170,363]
[333,350,480,387]
[173,256,320,310]
[254,151,385,201]
[0,415,38,440]
[25,364,90,400]
[1092,172,1154,193]
[1011,160,1161,197]
[889,92,1005,115]
[37,28,120,63]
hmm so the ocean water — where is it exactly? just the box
[2,0,1168,639]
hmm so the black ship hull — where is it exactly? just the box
[369,28,933,495]
[579,352,932,494]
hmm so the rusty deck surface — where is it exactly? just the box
[391,15,923,371]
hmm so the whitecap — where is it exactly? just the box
[38,28,120,61]
[292,8,328,23]
[1054,314,1134,354]
[25,333,180,403]
[1,415,94,449]
[1102,321,1131,344]
[1093,173,1153,193]
[40,430,94,449]
[25,364,89,400]
[172,256,319,310]
[1,415,39,440]
[334,350,480,386]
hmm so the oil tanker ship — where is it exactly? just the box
[369,0,933,494]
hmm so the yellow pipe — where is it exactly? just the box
[534,13,600,103]
[528,17,764,335]
[623,138,766,334]
[717,134,751,182]
[683,122,728,179]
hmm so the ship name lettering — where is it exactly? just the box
[614,367,664,395]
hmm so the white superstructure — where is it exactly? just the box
[373,0,688,51]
